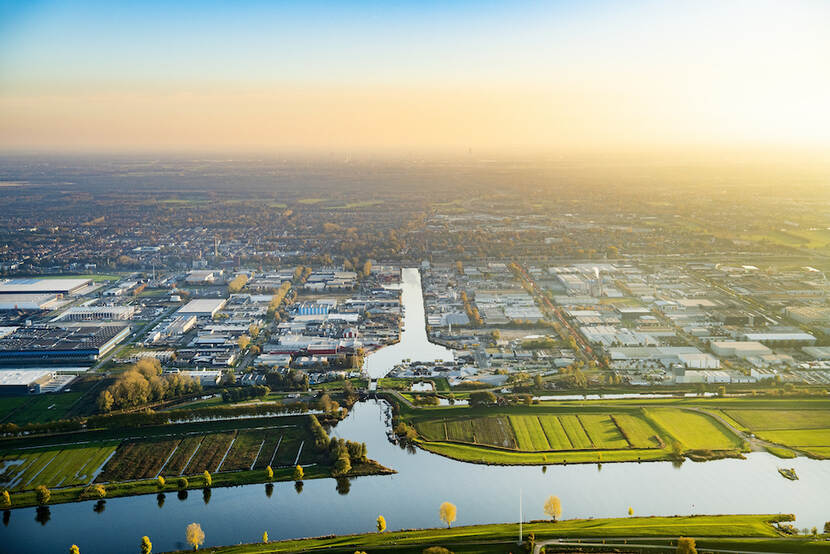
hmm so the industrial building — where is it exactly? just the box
[0,324,130,366]
[0,293,62,311]
[0,370,56,395]
[710,340,772,359]
[56,305,136,321]
[177,298,227,318]
[0,278,92,296]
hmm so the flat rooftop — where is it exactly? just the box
[0,278,92,295]
[0,369,53,386]
[178,298,227,314]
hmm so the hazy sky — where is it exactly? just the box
[1,0,829,155]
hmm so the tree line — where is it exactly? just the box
[97,359,202,413]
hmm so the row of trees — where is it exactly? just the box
[97,358,201,412]
[267,281,292,319]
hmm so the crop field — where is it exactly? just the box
[579,414,629,449]
[538,416,572,449]
[471,416,516,449]
[220,431,265,472]
[726,409,830,431]
[98,439,180,482]
[445,420,475,443]
[559,415,593,449]
[415,411,663,454]
[184,432,235,474]
[414,420,446,441]
[648,409,742,450]
[161,436,203,475]
[0,442,118,491]
[252,431,284,469]
[272,427,313,467]
[613,414,661,448]
[758,429,830,447]
[714,409,830,458]
[509,415,549,451]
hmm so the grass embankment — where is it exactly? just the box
[162,514,791,553]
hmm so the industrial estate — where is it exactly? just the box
[0,158,828,554]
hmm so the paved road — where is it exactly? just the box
[534,536,799,554]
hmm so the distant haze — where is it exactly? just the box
[1,1,829,157]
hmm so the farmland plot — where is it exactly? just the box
[471,416,516,449]
[219,431,264,471]
[509,416,549,451]
[538,416,572,450]
[184,433,235,474]
[98,439,179,482]
[559,415,593,449]
[580,414,628,449]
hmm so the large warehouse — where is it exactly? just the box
[0,324,130,366]
[177,298,227,318]
[0,370,56,395]
[0,278,92,296]
[0,293,62,311]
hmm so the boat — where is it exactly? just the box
[778,467,798,481]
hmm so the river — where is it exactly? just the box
[363,267,453,379]
[2,268,828,553]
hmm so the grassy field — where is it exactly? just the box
[0,392,84,424]
[646,408,744,450]
[720,408,830,458]
[0,442,118,491]
[163,515,791,553]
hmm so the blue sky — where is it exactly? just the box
[1,1,828,153]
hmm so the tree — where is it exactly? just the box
[97,390,114,413]
[439,502,457,527]
[468,391,497,407]
[266,466,274,480]
[140,536,152,554]
[69,546,80,554]
[203,470,212,487]
[262,531,268,543]
[825,521,830,534]
[238,335,251,350]
[543,495,562,521]
[0,490,10,508]
[423,547,453,554]
[186,523,205,550]
[36,485,50,505]
[376,515,386,533]
[178,477,189,490]
[333,453,351,476]
[628,506,634,516]
[228,274,249,294]
[157,476,166,489]
[676,537,697,554]
[292,465,304,481]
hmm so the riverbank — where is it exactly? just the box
[161,514,797,553]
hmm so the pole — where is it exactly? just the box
[519,488,522,544]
